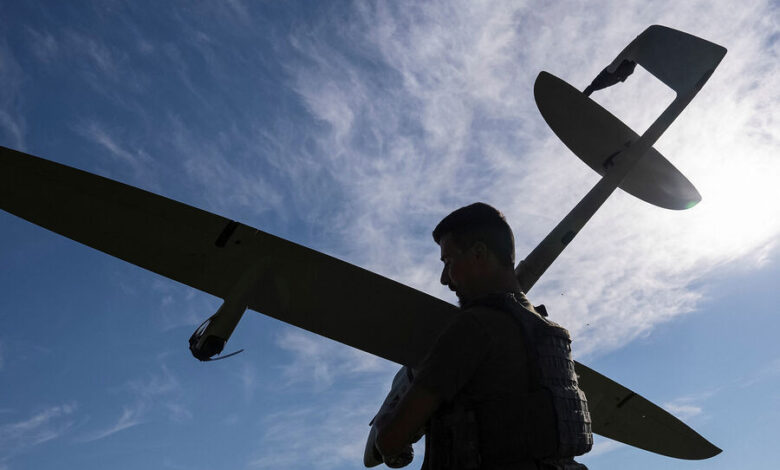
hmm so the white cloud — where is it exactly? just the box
[581,436,626,459]
[275,328,395,391]
[250,328,404,469]
[280,0,780,360]
[249,390,401,470]
[0,111,24,150]
[0,40,25,149]
[25,26,59,63]
[741,356,780,388]
[224,0,251,23]
[75,120,157,183]
[194,5,778,463]
[662,403,703,421]
[78,365,190,442]
[3,2,776,464]
[127,365,182,399]
[239,4,777,463]
[149,278,213,332]
[78,404,146,443]
[165,115,285,219]
[662,389,717,423]
[237,362,259,403]
[0,403,77,456]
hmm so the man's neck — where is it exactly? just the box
[486,268,521,294]
[467,269,522,301]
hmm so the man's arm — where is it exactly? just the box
[375,384,440,458]
[374,311,486,460]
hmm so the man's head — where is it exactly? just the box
[433,203,517,305]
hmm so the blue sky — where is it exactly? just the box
[0,1,778,469]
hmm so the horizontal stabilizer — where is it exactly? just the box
[535,72,701,210]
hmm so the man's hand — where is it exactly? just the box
[364,424,414,468]
[377,441,414,468]
[364,367,417,468]
[375,384,440,458]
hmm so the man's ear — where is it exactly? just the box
[471,241,488,260]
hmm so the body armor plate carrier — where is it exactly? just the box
[427,293,592,469]
[484,293,593,460]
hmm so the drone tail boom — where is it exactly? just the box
[516,25,726,294]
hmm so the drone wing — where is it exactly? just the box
[0,145,720,459]
[0,145,450,366]
[578,363,720,459]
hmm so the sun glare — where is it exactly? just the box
[584,60,778,270]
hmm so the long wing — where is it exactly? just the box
[577,363,720,459]
[0,145,719,459]
[0,145,451,366]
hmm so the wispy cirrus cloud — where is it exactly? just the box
[740,356,780,389]
[581,436,627,459]
[0,111,23,150]
[75,120,158,184]
[252,327,402,469]
[249,386,403,470]
[275,328,395,391]
[60,27,151,99]
[661,388,718,422]
[0,403,77,457]
[662,402,703,421]
[0,2,774,469]
[163,115,286,221]
[78,365,190,443]
[279,0,780,359]
[236,4,778,464]
[78,404,146,443]
[0,40,26,150]
[67,30,118,78]
[24,26,59,63]
[249,398,385,470]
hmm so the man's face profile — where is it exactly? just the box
[438,232,480,305]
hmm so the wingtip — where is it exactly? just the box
[533,71,553,94]
[684,198,701,210]
[675,436,721,460]
[689,442,722,460]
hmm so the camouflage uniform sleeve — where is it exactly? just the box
[412,310,490,402]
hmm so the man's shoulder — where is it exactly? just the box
[455,303,524,337]
[456,304,506,323]
[439,309,485,335]
[432,307,506,347]
[460,293,537,320]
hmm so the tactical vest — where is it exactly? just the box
[425,293,592,469]
[503,294,593,459]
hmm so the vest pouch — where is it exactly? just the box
[428,403,481,470]
[524,388,558,459]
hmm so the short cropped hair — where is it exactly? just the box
[432,202,515,267]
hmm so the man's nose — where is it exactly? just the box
[440,267,449,286]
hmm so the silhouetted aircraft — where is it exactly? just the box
[0,25,725,463]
